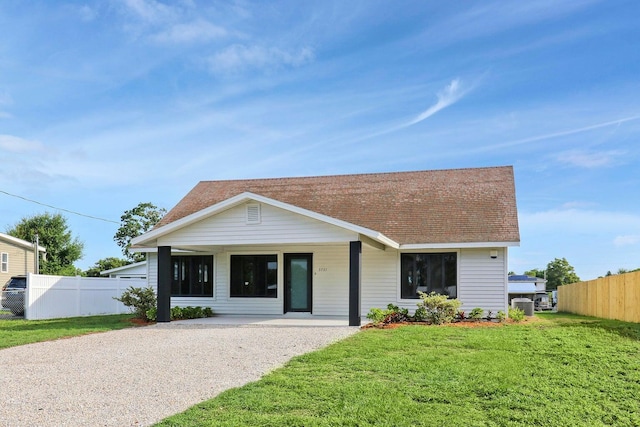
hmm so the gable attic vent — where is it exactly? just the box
[246,203,261,224]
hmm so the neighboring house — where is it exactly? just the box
[131,166,520,325]
[0,232,46,284]
[508,274,549,309]
[100,261,147,279]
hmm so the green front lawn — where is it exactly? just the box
[0,314,137,350]
[157,313,640,427]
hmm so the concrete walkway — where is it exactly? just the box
[0,318,360,426]
[166,314,356,327]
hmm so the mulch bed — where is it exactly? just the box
[362,317,536,329]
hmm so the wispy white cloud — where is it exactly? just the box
[561,201,598,210]
[474,115,640,153]
[556,149,625,168]
[424,0,600,49]
[151,19,228,44]
[614,235,640,246]
[119,0,176,24]
[0,135,45,153]
[208,44,315,74]
[404,78,469,127]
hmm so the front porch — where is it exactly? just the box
[154,241,365,326]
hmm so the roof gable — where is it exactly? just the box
[133,192,398,248]
[151,166,519,246]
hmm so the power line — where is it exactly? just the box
[0,189,120,224]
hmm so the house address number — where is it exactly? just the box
[318,267,328,272]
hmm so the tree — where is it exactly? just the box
[84,257,131,277]
[114,202,166,262]
[524,268,545,279]
[7,212,84,276]
[545,257,580,290]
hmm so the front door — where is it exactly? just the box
[284,254,312,313]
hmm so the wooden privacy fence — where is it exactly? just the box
[558,271,640,323]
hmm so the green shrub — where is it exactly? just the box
[114,286,157,321]
[497,310,507,322]
[366,308,388,324]
[469,307,484,320]
[416,292,462,325]
[414,306,427,322]
[170,306,184,320]
[366,304,409,324]
[509,307,526,322]
[146,306,214,322]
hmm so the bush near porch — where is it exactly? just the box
[156,313,640,427]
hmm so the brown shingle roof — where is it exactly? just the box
[157,166,519,245]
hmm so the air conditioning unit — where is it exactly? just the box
[511,298,534,316]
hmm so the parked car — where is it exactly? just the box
[1,276,26,315]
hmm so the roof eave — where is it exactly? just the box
[400,241,520,250]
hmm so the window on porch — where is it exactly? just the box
[230,255,277,298]
[171,255,213,297]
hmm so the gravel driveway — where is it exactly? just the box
[0,322,358,426]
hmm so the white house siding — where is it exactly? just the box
[148,246,508,317]
[311,244,349,316]
[157,202,358,247]
[458,247,507,314]
[361,245,398,315]
[147,253,158,294]
[361,247,508,316]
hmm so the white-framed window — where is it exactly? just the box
[1,252,8,273]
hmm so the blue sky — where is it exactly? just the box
[1,0,639,279]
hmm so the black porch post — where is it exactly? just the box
[349,241,362,326]
[157,246,172,323]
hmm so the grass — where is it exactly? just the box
[156,313,640,427]
[0,314,137,350]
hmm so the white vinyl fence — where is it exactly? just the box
[25,273,147,320]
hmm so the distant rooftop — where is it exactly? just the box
[508,274,547,283]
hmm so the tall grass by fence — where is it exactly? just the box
[558,271,640,323]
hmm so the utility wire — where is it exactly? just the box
[0,189,120,224]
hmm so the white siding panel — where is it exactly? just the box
[458,248,507,313]
[311,244,349,316]
[361,246,398,315]
[157,203,357,247]
[147,253,158,293]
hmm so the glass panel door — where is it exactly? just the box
[285,254,312,313]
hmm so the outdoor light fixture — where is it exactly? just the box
[490,250,498,259]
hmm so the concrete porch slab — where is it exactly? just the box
[159,314,363,327]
